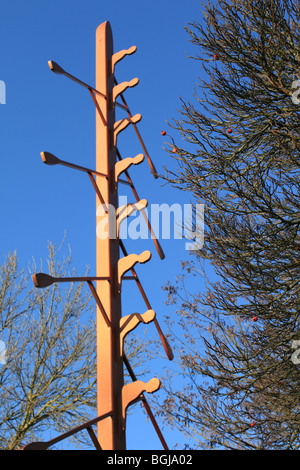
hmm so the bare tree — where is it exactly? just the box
[156,0,300,450]
[0,242,152,449]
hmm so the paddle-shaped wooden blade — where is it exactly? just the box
[40,151,61,165]
[23,441,49,450]
[32,273,55,288]
[48,60,65,74]
[48,59,110,103]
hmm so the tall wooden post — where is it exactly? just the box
[95,21,125,450]
[25,20,171,451]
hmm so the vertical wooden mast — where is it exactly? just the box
[95,21,124,450]
[25,19,173,452]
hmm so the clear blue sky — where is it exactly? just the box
[0,0,207,450]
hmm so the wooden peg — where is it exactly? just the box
[113,78,139,102]
[118,251,151,286]
[113,115,142,146]
[114,154,144,188]
[120,309,156,356]
[122,378,161,429]
[116,199,148,237]
[112,46,137,72]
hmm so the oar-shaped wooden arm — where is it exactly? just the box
[23,411,112,450]
[32,273,109,288]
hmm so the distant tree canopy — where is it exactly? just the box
[158,0,300,449]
